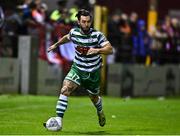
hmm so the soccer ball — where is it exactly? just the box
[44,117,62,131]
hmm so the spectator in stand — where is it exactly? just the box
[57,8,70,25]
[170,17,180,63]
[34,0,42,8]
[17,0,33,34]
[108,10,122,62]
[162,16,173,63]
[26,2,39,35]
[150,21,167,64]
[31,2,48,25]
[161,16,177,64]
[50,0,67,23]
[129,12,138,37]
[118,13,132,63]
[133,19,151,64]
[17,0,32,19]
[129,12,138,62]
[2,6,23,57]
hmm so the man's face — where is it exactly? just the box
[78,15,92,33]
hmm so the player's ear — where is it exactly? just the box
[77,20,80,25]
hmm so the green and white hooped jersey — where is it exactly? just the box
[68,27,109,72]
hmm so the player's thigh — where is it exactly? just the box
[85,80,100,95]
[84,69,100,95]
[61,68,81,95]
[65,67,81,86]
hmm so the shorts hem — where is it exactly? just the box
[64,77,81,86]
[86,89,100,95]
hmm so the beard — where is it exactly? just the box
[80,25,90,34]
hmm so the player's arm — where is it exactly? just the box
[97,42,113,55]
[47,34,70,52]
[87,42,113,55]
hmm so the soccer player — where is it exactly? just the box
[45,9,113,131]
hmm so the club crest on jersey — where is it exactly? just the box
[76,46,90,55]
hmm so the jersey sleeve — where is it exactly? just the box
[98,32,110,47]
[67,28,74,40]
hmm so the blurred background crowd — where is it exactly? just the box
[108,10,180,65]
[0,0,180,66]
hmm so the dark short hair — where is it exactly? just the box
[75,9,92,21]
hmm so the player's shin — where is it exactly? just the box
[92,96,106,126]
[94,96,103,113]
[56,94,68,118]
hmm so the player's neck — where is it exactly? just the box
[80,28,92,35]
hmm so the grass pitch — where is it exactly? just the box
[0,95,180,135]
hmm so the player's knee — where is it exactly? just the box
[89,95,99,103]
[60,85,72,96]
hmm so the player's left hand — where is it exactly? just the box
[87,48,99,55]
